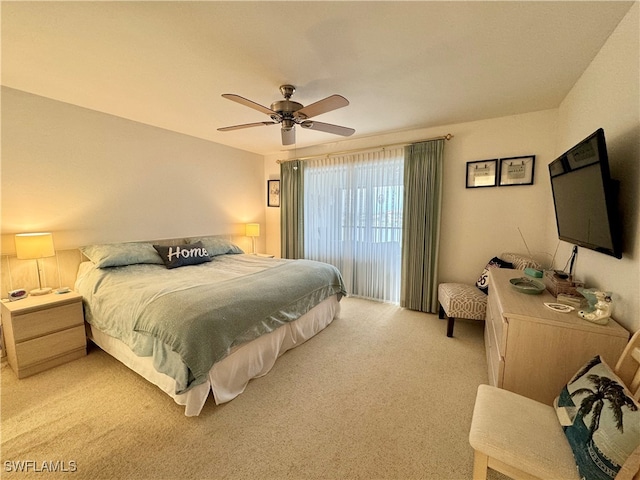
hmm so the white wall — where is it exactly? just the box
[265,108,560,282]
[1,87,265,254]
[554,3,639,332]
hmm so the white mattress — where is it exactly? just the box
[87,295,340,416]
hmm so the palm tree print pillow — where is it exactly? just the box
[554,355,640,480]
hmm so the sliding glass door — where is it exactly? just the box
[304,148,404,303]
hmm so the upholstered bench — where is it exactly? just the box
[438,283,487,337]
[438,253,540,337]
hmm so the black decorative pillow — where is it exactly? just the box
[554,355,640,480]
[153,242,212,269]
[476,257,513,294]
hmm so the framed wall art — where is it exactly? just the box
[466,159,498,188]
[499,155,535,186]
[267,179,280,207]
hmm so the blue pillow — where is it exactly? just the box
[153,242,212,269]
[186,236,244,257]
[81,242,164,268]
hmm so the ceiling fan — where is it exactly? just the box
[217,85,355,146]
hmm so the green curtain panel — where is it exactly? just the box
[401,139,444,312]
[280,160,305,259]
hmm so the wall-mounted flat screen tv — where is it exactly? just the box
[548,128,622,259]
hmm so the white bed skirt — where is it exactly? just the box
[86,295,340,416]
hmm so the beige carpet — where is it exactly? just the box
[1,297,507,480]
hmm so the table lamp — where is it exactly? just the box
[15,232,55,295]
[245,223,260,255]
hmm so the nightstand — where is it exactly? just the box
[255,253,275,258]
[1,291,86,378]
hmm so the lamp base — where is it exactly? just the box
[30,287,52,296]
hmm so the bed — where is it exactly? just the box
[74,236,346,416]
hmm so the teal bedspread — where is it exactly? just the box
[76,255,345,394]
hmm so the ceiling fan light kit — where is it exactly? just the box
[218,84,355,145]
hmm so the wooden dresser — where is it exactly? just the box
[485,268,629,405]
[1,291,86,378]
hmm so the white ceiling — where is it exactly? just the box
[1,1,634,156]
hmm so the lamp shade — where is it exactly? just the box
[15,233,55,260]
[245,223,260,237]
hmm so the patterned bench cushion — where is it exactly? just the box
[438,283,487,320]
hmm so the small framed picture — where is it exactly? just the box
[267,179,280,207]
[498,155,535,186]
[466,159,498,188]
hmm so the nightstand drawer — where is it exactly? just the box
[14,325,86,367]
[12,302,84,342]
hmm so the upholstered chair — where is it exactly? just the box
[469,330,640,480]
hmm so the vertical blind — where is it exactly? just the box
[304,147,404,303]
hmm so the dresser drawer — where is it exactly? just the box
[487,293,507,356]
[11,302,83,342]
[14,325,86,367]
[484,320,504,387]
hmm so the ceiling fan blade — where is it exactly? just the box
[221,94,277,116]
[281,127,296,145]
[300,121,355,137]
[217,121,277,132]
[295,94,349,119]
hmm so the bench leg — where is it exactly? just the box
[439,304,455,337]
[472,450,489,480]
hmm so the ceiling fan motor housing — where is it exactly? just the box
[271,85,306,123]
[271,100,306,122]
[270,100,305,117]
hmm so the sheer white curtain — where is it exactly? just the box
[304,147,404,303]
